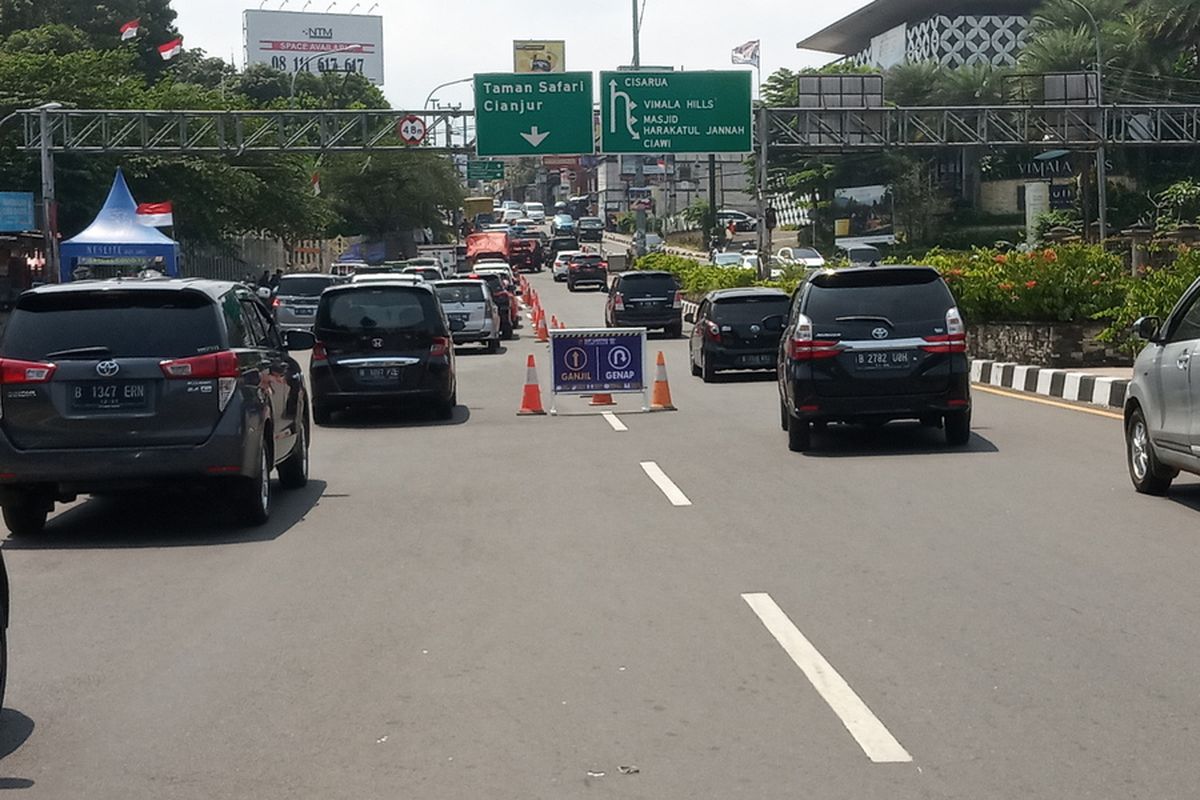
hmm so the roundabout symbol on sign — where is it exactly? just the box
[397,115,428,146]
[564,347,588,371]
[608,346,632,370]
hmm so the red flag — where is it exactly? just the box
[136,202,174,227]
[120,18,140,41]
[157,37,183,61]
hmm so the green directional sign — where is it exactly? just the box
[600,70,753,154]
[467,160,505,181]
[474,72,594,157]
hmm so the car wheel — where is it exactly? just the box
[1127,406,1175,495]
[486,337,500,354]
[235,439,272,526]
[2,499,47,537]
[787,413,811,452]
[780,398,789,431]
[437,388,457,420]
[277,415,309,490]
[944,409,971,446]
[701,353,716,383]
[501,320,514,340]
[313,401,332,426]
[0,628,7,710]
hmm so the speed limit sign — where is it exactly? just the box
[396,115,427,146]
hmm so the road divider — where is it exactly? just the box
[741,592,913,764]
[639,461,691,506]
[971,359,1128,411]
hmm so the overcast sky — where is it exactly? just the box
[172,0,868,108]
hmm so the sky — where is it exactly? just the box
[171,0,871,108]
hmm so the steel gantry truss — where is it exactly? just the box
[19,108,477,154]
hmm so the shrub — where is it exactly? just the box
[1097,247,1200,347]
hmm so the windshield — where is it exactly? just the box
[277,276,334,297]
[713,295,790,323]
[317,287,438,332]
[792,248,822,259]
[714,254,744,266]
[805,271,952,324]
[435,284,486,304]
[3,290,222,359]
[620,274,678,297]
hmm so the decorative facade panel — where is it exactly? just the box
[906,15,1030,67]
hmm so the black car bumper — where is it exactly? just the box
[704,343,778,370]
[786,376,971,422]
[568,270,607,285]
[310,364,453,406]
[578,231,603,242]
[612,311,681,330]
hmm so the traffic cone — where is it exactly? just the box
[590,393,616,406]
[650,351,676,411]
[517,355,547,416]
[557,319,566,329]
[550,314,559,330]
[536,310,550,342]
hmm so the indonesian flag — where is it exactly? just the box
[311,172,321,197]
[136,202,174,227]
[120,19,140,41]
[157,37,183,61]
[731,39,760,68]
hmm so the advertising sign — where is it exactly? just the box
[600,70,752,154]
[473,72,594,156]
[833,185,896,246]
[243,10,384,85]
[467,161,505,181]
[619,155,674,176]
[550,329,646,397]
[513,40,565,73]
[0,192,35,232]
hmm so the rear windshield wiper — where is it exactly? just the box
[44,345,113,359]
[835,315,893,326]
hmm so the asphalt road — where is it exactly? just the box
[2,268,1200,799]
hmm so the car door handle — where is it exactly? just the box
[1179,351,1191,370]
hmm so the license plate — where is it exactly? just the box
[854,351,914,371]
[71,381,149,411]
[357,367,401,383]
[449,313,470,323]
[293,307,315,317]
[738,354,775,367]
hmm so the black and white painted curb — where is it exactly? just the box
[971,360,1129,410]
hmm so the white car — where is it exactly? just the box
[552,250,581,282]
[501,208,523,224]
[777,246,827,268]
[523,202,546,223]
[350,273,425,285]
[712,252,746,269]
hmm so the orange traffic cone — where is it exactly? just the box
[650,351,676,411]
[590,393,616,406]
[517,355,546,416]
[550,314,559,330]
[557,320,566,330]
[536,311,550,342]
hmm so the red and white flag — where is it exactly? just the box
[119,19,140,41]
[157,37,183,61]
[311,172,321,197]
[136,202,174,227]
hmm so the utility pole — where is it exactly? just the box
[38,104,59,282]
[631,0,646,258]
[1064,0,1106,241]
[756,105,769,279]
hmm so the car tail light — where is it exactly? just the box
[160,350,240,411]
[272,297,281,309]
[430,336,451,358]
[921,308,968,354]
[312,341,328,365]
[703,320,722,343]
[613,292,625,312]
[599,262,608,270]
[788,314,842,361]
[0,358,57,385]
[672,290,683,310]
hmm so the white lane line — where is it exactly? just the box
[602,411,628,432]
[741,592,912,764]
[639,461,691,507]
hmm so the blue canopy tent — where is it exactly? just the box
[59,169,180,282]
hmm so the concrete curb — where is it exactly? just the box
[970,360,1129,410]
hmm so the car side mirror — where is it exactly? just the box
[684,311,696,324]
[761,314,785,333]
[1133,316,1161,342]
[284,329,315,351]
[449,318,466,332]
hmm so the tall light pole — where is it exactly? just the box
[36,102,62,281]
[1063,0,1107,241]
[631,0,646,257]
[289,45,363,105]
[423,77,472,110]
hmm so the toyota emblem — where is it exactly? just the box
[371,338,384,349]
[96,360,120,377]
[871,327,890,340]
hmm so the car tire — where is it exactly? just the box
[787,413,811,452]
[780,398,789,431]
[235,439,272,527]
[701,353,716,383]
[437,388,457,420]
[0,628,7,710]
[944,409,971,446]
[277,415,309,490]
[313,401,332,426]
[1127,406,1175,495]
[2,499,47,537]
[486,337,500,354]
[501,320,514,341]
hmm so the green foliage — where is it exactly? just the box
[1097,248,1200,346]
[632,252,802,296]
[680,198,711,229]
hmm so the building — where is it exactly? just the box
[596,154,755,222]
[798,0,1039,69]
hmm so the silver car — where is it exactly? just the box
[433,279,502,354]
[274,273,341,330]
[1125,279,1200,494]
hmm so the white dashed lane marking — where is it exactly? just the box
[639,461,691,507]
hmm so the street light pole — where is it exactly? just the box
[289,45,363,106]
[1063,0,1107,241]
[423,77,472,111]
[631,0,646,258]
[36,103,62,282]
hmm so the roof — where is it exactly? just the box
[25,277,234,299]
[797,0,1037,55]
[62,169,179,248]
[708,287,790,300]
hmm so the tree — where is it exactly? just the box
[324,152,464,241]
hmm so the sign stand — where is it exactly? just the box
[548,328,649,416]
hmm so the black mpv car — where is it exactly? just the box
[688,288,790,380]
[607,271,683,336]
[0,280,314,533]
[777,267,971,452]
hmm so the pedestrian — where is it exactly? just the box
[257,269,271,288]
[726,219,737,241]
[269,269,283,289]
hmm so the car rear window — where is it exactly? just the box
[2,290,222,360]
[436,284,486,304]
[793,248,821,259]
[573,254,604,264]
[318,287,439,333]
[713,295,790,323]
[277,276,334,297]
[805,270,953,323]
[620,273,678,295]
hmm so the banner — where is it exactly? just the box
[513,40,565,73]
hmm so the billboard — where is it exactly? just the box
[619,155,674,176]
[513,40,565,73]
[833,185,895,246]
[244,10,384,85]
[0,192,34,232]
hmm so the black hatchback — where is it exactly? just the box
[309,281,459,423]
[688,288,790,381]
[777,267,971,451]
[0,280,314,533]
[607,271,683,336]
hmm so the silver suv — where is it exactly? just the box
[1125,278,1200,494]
[432,279,502,353]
